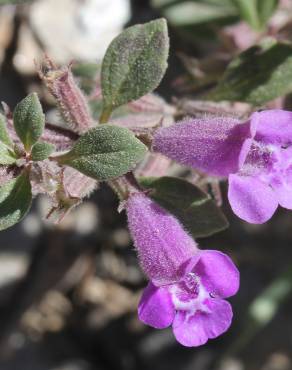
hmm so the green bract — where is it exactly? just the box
[140,176,228,238]
[232,0,278,30]
[31,142,55,162]
[161,1,237,26]
[13,93,45,151]
[101,18,169,111]
[208,38,292,105]
[0,113,13,147]
[56,125,147,181]
[0,114,16,164]
[0,172,32,231]
[0,0,30,3]
[0,142,17,165]
[256,0,279,27]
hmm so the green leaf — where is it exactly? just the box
[0,142,17,165]
[101,18,169,111]
[257,0,279,27]
[232,0,278,30]
[0,0,30,3]
[13,93,45,151]
[0,113,13,147]
[31,142,55,161]
[207,38,292,105]
[0,172,32,231]
[162,1,237,26]
[139,176,228,238]
[0,114,16,164]
[56,125,147,181]
[152,0,236,11]
[150,1,239,47]
[232,0,260,29]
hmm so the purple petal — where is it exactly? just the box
[238,138,253,168]
[126,193,199,286]
[153,117,252,177]
[228,174,278,223]
[138,282,175,329]
[193,250,239,299]
[270,172,292,209]
[172,299,233,347]
[272,147,292,209]
[252,110,292,145]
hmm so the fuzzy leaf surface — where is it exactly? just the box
[0,142,17,165]
[140,176,228,238]
[208,39,292,105]
[13,93,45,151]
[101,18,169,110]
[0,172,32,231]
[31,142,55,161]
[0,113,13,147]
[57,125,147,180]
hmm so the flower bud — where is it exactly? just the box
[153,116,253,177]
[126,192,198,286]
[39,58,93,134]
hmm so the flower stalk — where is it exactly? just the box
[99,105,113,124]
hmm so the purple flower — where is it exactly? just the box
[153,110,292,223]
[126,193,239,346]
[138,250,239,347]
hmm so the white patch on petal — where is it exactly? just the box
[170,273,211,321]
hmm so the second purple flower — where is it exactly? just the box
[126,192,239,347]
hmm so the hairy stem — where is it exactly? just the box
[99,105,113,124]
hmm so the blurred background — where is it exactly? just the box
[0,0,292,369]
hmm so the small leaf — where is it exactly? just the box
[101,18,169,110]
[0,113,13,147]
[56,125,147,181]
[207,38,292,105]
[139,176,228,238]
[232,0,260,30]
[13,93,45,151]
[232,0,279,30]
[0,171,32,231]
[31,142,55,161]
[0,0,30,3]
[0,142,17,165]
[162,1,237,26]
[257,0,279,27]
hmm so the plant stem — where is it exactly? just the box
[108,173,143,202]
[99,105,113,124]
[108,179,128,201]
